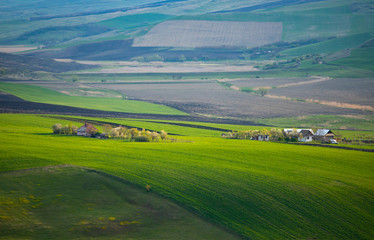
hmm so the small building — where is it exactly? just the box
[314,129,335,142]
[252,135,269,141]
[298,129,314,142]
[77,123,98,137]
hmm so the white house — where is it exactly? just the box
[298,129,314,142]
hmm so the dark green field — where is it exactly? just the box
[0,165,240,240]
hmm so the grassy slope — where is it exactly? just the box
[98,13,172,31]
[175,0,374,42]
[0,114,373,239]
[0,82,186,115]
[0,166,239,240]
[332,46,374,71]
[281,32,373,56]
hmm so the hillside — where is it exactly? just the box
[0,114,373,239]
[0,0,373,239]
[0,52,96,73]
[0,165,240,240]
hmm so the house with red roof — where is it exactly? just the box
[77,123,98,137]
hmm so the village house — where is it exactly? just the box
[77,123,98,137]
[314,129,335,142]
[252,135,270,141]
[298,129,314,142]
[283,129,314,142]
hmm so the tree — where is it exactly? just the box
[52,123,62,134]
[110,128,119,138]
[150,132,160,142]
[103,124,112,135]
[178,55,186,62]
[72,75,79,83]
[160,130,168,141]
[129,128,139,141]
[257,88,268,97]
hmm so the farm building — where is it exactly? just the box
[77,123,98,137]
[252,135,270,141]
[298,129,314,142]
[314,129,335,141]
[283,129,315,142]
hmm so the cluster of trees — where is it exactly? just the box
[103,124,168,142]
[263,53,323,70]
[242,37,333,60]
[131,54,164,62]
[241,87,269,96]
[52,123,78,135]
[223,128,285,141]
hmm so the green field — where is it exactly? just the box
[1,114,373,239]
[281,32,373,56]
[175,0,374,42]
[0,165,239,240]
[98,13,172,32]
[0,82,186,115]
[332,46,374,71]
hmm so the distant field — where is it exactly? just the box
[332,46,374,71]
[267,78,374,109]
[257,115,374,131]
[281,32,373,56]
[133,20,282,48]
[98,13,172,32]
[0,82,186,115]
[175,0,374,42]
[0,45,37,53]
[1,114,373,239]
[86,80,369,118]
[80,61,259,74]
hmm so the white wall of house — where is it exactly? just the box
[298,136,313,142]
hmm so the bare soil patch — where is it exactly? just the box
[0,45,37,53]
[87,81,368,118]
[79,61,258,74]
[268,78,374,108]
[133,20,282,48]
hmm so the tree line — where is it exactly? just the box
[52,123,169,142]
[223,128,301,142]
[102,124,168,142]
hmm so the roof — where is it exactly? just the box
[283,129,314,134]
[315,129,334,136]
[77,123,97,133]
[299,129,314,137]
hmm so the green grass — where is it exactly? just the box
[175,0,374,42]
[0,165,239,240]
[1,114,374,239]
[281,32,373,56]
[0,82,186,115]
[332,46,374,71]
[98,13,172,32]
